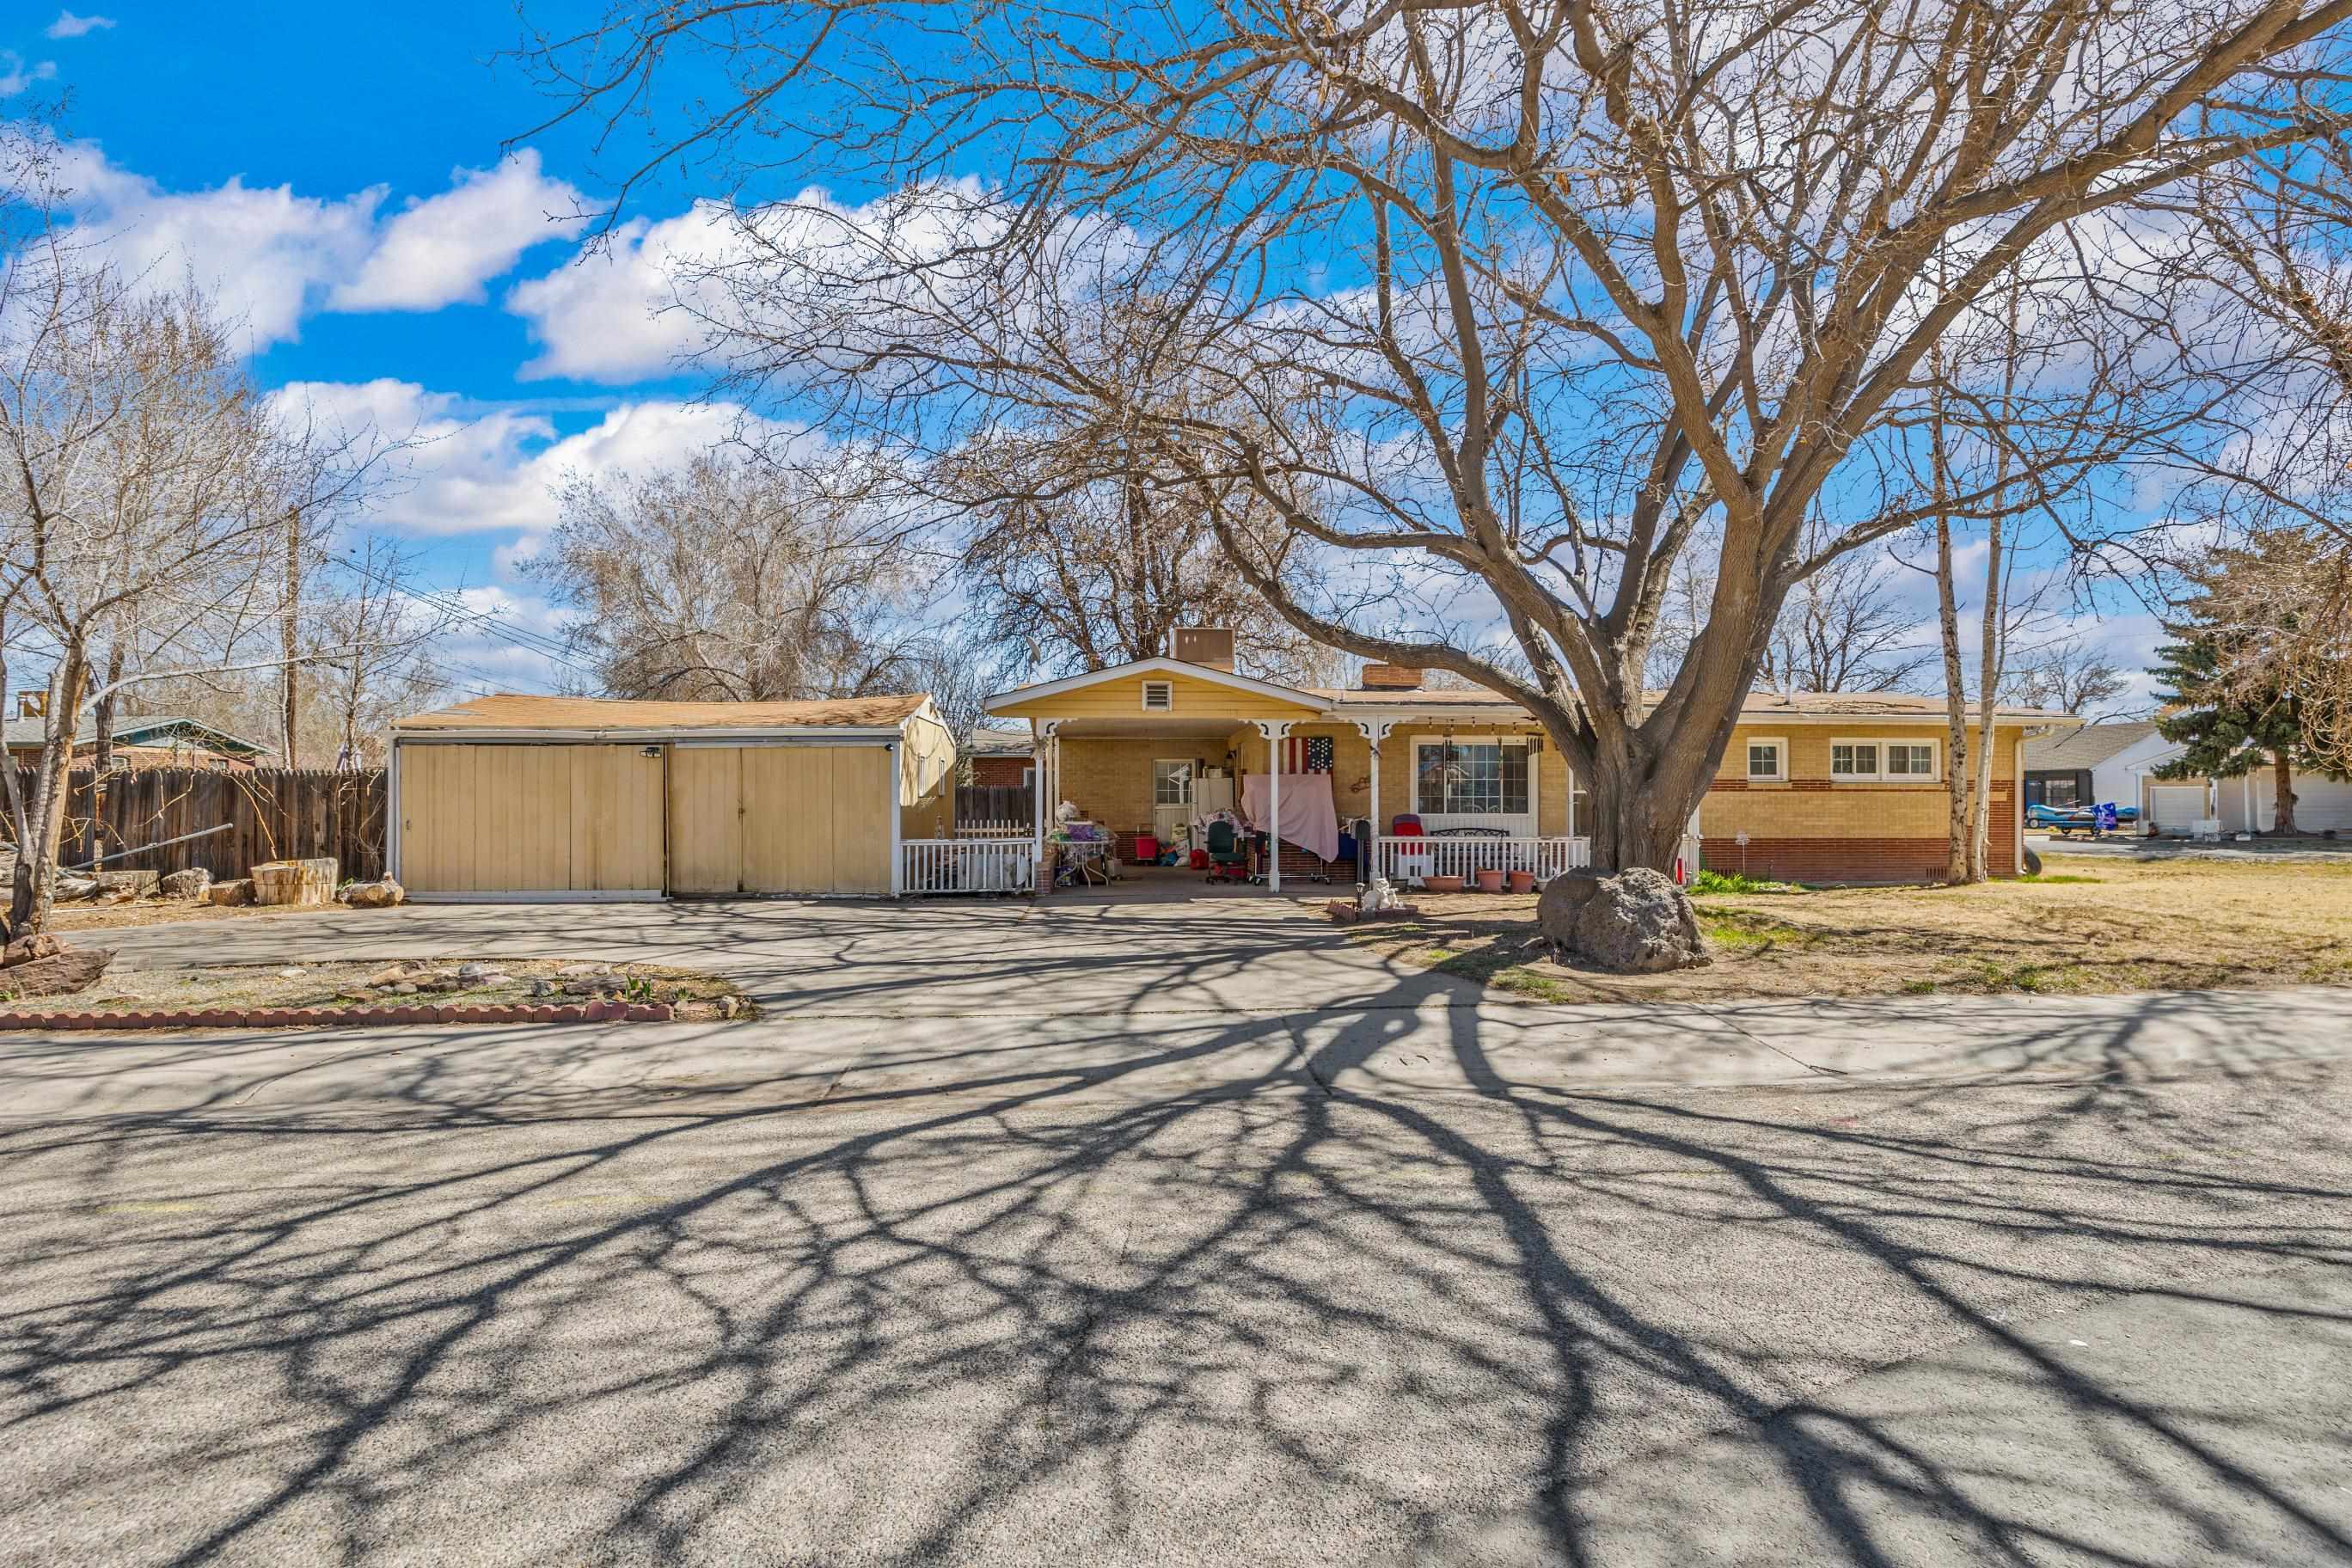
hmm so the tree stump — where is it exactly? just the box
[251,859,338,908]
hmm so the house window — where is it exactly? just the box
[1745,738,1786,782]
[1830,742,1881,781]
[1415,739,1531,816]
[1141,680,1173,713]
[1885,743,1937,779]
[1152,759,1194,806]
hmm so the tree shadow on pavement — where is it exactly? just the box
[1,965,2348,1566]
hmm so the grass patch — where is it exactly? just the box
[1688,869,1804,896]
[1341,857,2352,1005]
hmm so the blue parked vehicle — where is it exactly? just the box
[2026,802,2137,837]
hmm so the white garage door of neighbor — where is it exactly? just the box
[2144,783,2210,834]
[2248,771,2352,834]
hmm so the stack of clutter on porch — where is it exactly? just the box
[1048,802,1116,887]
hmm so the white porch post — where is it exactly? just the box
[1352,718,1397,882]
[1253,720,1294,892]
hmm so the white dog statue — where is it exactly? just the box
[1360,876,1404,914]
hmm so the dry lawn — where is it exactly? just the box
[1346,858,2352,1004]
[45,897,333,934]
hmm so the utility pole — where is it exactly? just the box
[280,506,301,769]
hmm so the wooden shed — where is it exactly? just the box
[389,695,956,901]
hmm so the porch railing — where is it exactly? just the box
[1375,835,1590,885]
[954,818,1029,839]
[902,837,1036,895]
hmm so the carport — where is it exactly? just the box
[389,694,956,900]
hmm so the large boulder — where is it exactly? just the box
[3,933,64,969]
[1540,867,1710,973]
[205,879,254,906]
[0,944,114,998]
[160,868,213,899]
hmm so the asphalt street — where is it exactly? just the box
[3,895,2349,1565]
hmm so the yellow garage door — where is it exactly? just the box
[399,744,664,895]
[667,744,891,896]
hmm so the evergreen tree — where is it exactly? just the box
[2148,629,2315,833]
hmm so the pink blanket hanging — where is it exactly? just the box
[1240,772,1340,863]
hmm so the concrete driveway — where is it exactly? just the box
[6,896,2352,1566]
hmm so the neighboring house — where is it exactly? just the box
[2021,720,2178,812]
[983,637,2077,886]
[965,727,1035,788]
[2209,764,2352,836]
[3,714,268,772]
[388,694,957,900]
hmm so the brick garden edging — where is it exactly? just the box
[0,1000,675,1032]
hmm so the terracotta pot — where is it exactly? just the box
[1424,874,1465,893]
[1507,870,1537,894]
[1474,868,1507,893]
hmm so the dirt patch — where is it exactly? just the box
[43,898,328,934]
[0,958,755,1023]
[1345,859,2352,1002]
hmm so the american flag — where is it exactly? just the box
[1279,735,1334,774]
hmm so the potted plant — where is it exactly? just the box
[1424,874,1465,893]
[1506,869,1536,894]
[1474,867,1506,893]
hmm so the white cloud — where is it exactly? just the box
[52,143,580,349]
[1,52,58,95]
[505,201,734,382]
[269,379,793,539]
[45,11,114,39]
[330,150,583,312]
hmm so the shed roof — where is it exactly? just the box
[395,693,931,736]
[2021,719,2160,770]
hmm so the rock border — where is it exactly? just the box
[0,1001,675,1032]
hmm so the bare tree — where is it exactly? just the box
[1760,545,1932,695]
[519,0,2352,873]
[530,447,929,701]
[2004,637,2132,717]
[0,254,384,933]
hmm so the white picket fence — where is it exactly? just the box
[1375,835,1591,886]
[902,837,1036,895]
[954,818,1030,839]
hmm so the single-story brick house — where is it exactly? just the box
[983,646,2077,887]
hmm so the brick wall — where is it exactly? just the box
[1700,722,2021,883]
[969,756,1030,788]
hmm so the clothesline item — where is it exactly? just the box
[1238,772,1340,863]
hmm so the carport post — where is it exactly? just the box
[1352,719,1396,883]
[887,738,903,897]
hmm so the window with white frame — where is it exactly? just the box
[1830,739,1938,781]
[1745,738,1787,781]
[1140,679,1173,713]
[1415,738,1531,816]
[1151,759,1194,806]
[1829,741,1881,780]
[1884,742,1937,779]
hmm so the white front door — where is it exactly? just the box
[1152,759,1195,847]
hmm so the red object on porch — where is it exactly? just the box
[1389,814,1424,837]
[1189,848,1210,869]
[1135,834,1160,861]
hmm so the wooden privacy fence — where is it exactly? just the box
[954,783,1034,836]
[3,768,388,882]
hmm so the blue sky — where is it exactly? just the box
[9,3,2172,714]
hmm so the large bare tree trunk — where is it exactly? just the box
[280,508,301,769]
[2273,750,2298,834]
[1970,513,2006,880]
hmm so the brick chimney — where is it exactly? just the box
[1359,663,1424,691]
[1170,627,1235,671]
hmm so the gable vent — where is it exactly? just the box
[1141,680,1173,713]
